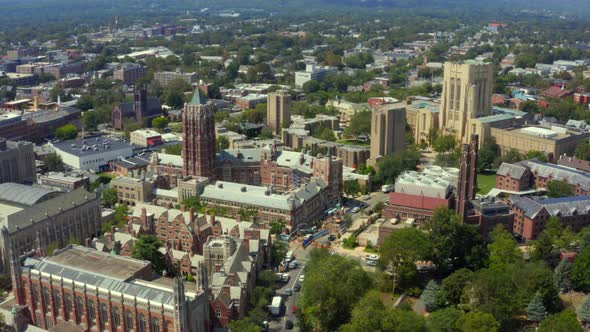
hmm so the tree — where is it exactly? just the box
[577,296,590,324]
[152,116,169,129]
[380,228,432,290]
[575,142,590,161]
[455,311,500,332]
[478,138,499,172]
[132,235,166,273]
[428,307,463,332]
[343,180,361,196]
[526,150,548,162]
[538,310,583,332]
[423,280,441,312]
[317,127,336,141]
[500,149,523,164]
[269,220,286,235]
[165,143,182,156]
[573,246,590,292]
[77,95,95,110]
[344,110,371,138]
[437,268,473,307]
[102,187,118,208]
[488,224,521,267]
[426,207,488,273]
[271,240,288,267]
[547,180,574,198]
[55,124,78,140]
[299,248,373,331]
[374,149,421,185]
[82,111,102,131]
[217,135,229,152]
[554,259,573,293]
[433,135,456,153]
[45,153,65,172]
[227,319,260,332]
[527,291,547,323]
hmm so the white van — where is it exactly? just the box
[381,184,394,193]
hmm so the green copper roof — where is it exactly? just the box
[189,88,208,105]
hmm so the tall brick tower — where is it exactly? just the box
[456,134,479,219]
[183,88,216,179]
[312,155,343,206]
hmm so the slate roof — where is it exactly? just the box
[511,195,590,219]
[190,88,208,105]
[517,159,590,190]
[0,183,56,206]
[217,149,261,163]
[497,162,528,180]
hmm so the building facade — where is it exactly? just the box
[183,90,216,179]
[368,104,406,166]
[112,87,163,130]
[113,63,148,85]
[456,134,479,219]
[0,138,35,184]
[266,92,291,135]
[439,61,494,144]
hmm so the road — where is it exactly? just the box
[268,260,305,332]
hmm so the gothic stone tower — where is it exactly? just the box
[183,89,216,179]
[456,134,479,220]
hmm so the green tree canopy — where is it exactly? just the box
[101,187,118,208]
[527,291,547,323]
[547,180,574,198]
[432,134,456,153]
[152,116,169,129]
[299,248,373,331]
[437,268,473,307]
[344,110,371,138]
[488,224,522,268]
[455,311,500,332]
[423,280,441,312]
[45,153,65,172]
[374,148,421,185]
[554,258,573,293]
[55,124,78,140]
[132,235,166,273]
[575,142,590,161]
[538,310,583,332]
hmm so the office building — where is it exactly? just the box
[0,183,101,272]
[154,70,198,87]
[113,62,148,85]
[183,89,216,179]
[266,91,291,135]
[439,61,494,144]
[294,64,338,88]
[38,173,90,192]
[0,138,35,184]
[130,129,162,147]
[368,104,406,166]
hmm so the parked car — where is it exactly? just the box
[285,320,294,329]
[281,273,290,282]
[351,206,360,213]
[366,254,379,261]
[366,260,378,266]
[299,275,305,282]
[289,260,298,269]
[294,283,301,292]
[328,234,336,241]
[285,288,292,296]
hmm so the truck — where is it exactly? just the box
[381,184,394,193]
[270,296,283,316]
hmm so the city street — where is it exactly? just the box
[268,259,305,332]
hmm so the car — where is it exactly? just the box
[292,304,298,313]
[289,260,298,269]
[366,260,378,266]
[366,254,379,261]
[328,234,336,241]
[299,275,305,282]
[351,206,360,213]
[359,202,369,208]
[281,273,290,282]
[285,288,292,296]
[293,283,301,292]
[285,320,294,329]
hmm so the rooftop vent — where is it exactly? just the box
[241,186,247,192]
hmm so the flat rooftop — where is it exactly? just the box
[52,136,134,157]
[48,245,150,281]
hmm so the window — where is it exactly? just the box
[32,285,39,305]
[112,307,120,327]
[125,310,134,332]
[64,294,72,320]
[75,297,84,321]
[215,309,222,318]
[138,314,147,332]
[151,318,160,332]
[88,300,96,326]
[53,290,61,313]
[42,287,50,311]
[100,303,108,324]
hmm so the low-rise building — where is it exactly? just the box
[154,70,198,87]
[38,172,90,192]
[130,129,163,147]
[295,64,338,88]
[113,62,148,85]
[49,136,134,172]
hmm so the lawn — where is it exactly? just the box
[477,173,497,194]
[336,139,370,147]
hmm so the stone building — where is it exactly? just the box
[112,87,162,130]
[266,91,291,135]
[456,134,479,219]
[0,183,101,272]
[0,138,35,184]
[113,62,148,85]
[439,61,494,144]
[368,104,406,166]
[14,245,210,332]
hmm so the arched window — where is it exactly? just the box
[138,314,147,332]
[42,288,50,311]
[88,300,96,326]
[151,318,160,332]
[53,289,61,313]
[75,296,84,323]
[125,310,134,332]
[112,307,120,327]
[100,303,109,324]
[64,294,72,320]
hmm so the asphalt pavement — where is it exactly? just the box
[268,261,305,332]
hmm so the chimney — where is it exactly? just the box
[33,96,39,111]
[210,213,216,226]
[141,208,148,229]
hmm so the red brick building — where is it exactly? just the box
[496,162,532,192]
[183,89,216,179]
[574,92,590,105]
[13,246,210,332]
[382,191,454,224]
